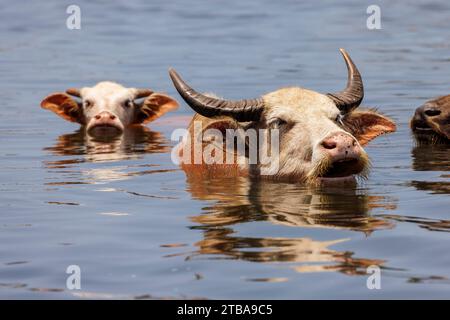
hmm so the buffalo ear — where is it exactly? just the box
[200,117,241,144]
[343,110,396,146]
[134,93,178,124]
[202,118,239,136]
[41,93,83,123]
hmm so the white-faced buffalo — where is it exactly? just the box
[41,82,178,135]
[411,95,450,143]
[169,49,396,184]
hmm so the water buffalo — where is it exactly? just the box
[41,82,178,135]
[169,49,396,184]
[411,95,450,144]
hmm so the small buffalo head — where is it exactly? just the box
[41,82,178,135]
[411,95,450,144]
[169,49,396,183]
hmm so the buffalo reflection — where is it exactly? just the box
[45,126,169,163]
[184,175,397,275]
[410,143,450,194]
[43,126,172,184]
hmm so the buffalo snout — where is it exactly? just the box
[320,132,360,161]
[88,111,123,134]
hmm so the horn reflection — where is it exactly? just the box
[178,174,397,275]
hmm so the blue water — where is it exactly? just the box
[0,0,449,299]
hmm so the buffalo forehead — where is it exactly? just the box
[263,87,338,117]
[81,81,132,100]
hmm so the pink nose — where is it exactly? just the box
[320,132,360,160]
[94,111,116,121]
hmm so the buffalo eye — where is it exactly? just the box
[335,114,344,126]
[123,99,133,108]
[268,118,287,129]
[83,100,93,108]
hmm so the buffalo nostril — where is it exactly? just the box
[424,109,441,117]
[95,115,101,120]
[322,140,337,150]
[110,115,116,120]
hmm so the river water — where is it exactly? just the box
[0,0,449,299]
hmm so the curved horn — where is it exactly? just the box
[326,48,364,113]
[168,68,264,122]
[134,89,153,99]
[66,88,81,98]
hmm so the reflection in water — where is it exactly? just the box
[410,144,450,194]
[380,214,450,233]
[411,144,450,172]
[0,283,205,300]
[184,174,397,275]
[43,126,174,184]
[45,126,169,164]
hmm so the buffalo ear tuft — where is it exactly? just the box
[343,110,396,146]
[41,93,83,123]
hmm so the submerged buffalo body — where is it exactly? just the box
[41,82,178,135]
[170,49,396,184]
[411,95,450,143]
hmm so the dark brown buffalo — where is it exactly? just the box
[411,95,450,143]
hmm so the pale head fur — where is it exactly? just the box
[256,87,369,182]
[41,81,178,134]
[81,81,143,132]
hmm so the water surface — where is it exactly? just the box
[0,0,449,299]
